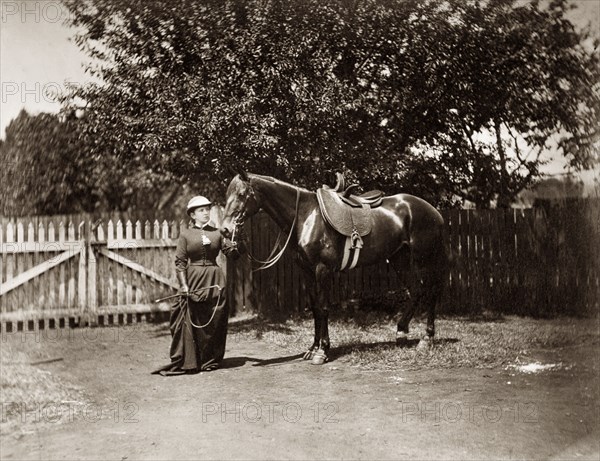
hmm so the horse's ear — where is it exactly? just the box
[237,169,249,181]
[226,166,236,179]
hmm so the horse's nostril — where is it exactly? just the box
[220,227,230,238]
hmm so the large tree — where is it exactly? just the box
[429,0,600,207]
[61,0,599,207]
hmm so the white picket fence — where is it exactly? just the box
[0,218,189,330]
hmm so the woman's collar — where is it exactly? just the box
[193,221,213,229]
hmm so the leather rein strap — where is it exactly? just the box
[154,285,223,329]
[234,186,300,272]
[186,286,222,329]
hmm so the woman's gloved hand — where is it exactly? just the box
[189,290,210,303]
[232,225,248,255]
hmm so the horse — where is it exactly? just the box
[220,171,448,365]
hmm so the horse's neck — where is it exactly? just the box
[253,176,303,230]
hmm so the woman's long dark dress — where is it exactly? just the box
[153,224,240,375]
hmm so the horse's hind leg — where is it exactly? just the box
[395,276,423,345]
[423,271,442,338]
[390,246,421,345]
[394,267,440,348]
[423,263,447,339]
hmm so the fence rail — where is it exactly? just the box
[1,200,598,331]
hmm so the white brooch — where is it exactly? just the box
[202,234,212,245]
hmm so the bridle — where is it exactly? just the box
[229,181,300,272]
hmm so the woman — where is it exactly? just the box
[153,195,244,376]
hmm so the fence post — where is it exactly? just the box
[87,220,98,312]
[78,221,87,311]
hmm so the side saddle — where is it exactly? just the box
[316,173,384,249]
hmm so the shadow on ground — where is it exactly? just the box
[220,356,264,369]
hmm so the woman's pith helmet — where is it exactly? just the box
[187,195,212,215]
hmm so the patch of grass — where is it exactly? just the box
[232,314,599,371]
[0,338,87,436]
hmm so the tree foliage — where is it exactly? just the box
[57,0,599,208]
[0,110,94,216]
[0,110,202,216]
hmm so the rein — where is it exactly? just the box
[233,185,300,272]
[154,285,223,329]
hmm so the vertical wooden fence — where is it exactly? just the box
[441,201,599,316]
[1,200,599,330]
[233,199,600,318]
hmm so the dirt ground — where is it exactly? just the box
[1,318,598,461]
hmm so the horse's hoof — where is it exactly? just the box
[303,350,315,360]
[396,332,409,346]
[311,350,328,365]
[417,336,433,350]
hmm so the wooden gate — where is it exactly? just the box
[0,218,184,331]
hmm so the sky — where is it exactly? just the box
[1,1,88,133]
[0,0,599,185]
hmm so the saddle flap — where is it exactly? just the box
[317,188,373,237]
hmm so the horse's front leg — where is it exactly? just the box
[302,309,321,360]
[311,263,332,365]
[299,263,320,361]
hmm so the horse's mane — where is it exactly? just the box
[248,173,312,194]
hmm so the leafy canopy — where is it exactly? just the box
[55,0,600,207]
